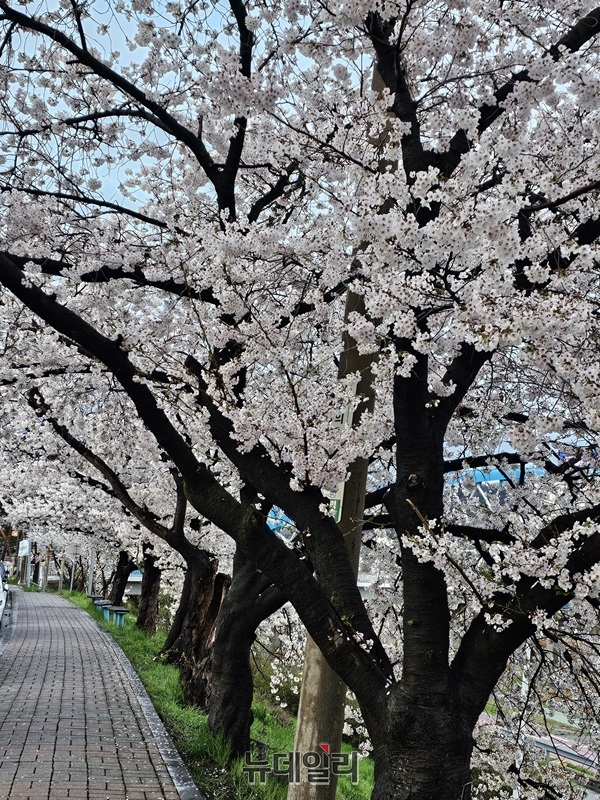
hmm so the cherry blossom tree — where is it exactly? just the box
[1,1,600,798]
[0,405,125,562]
[0,370,279,748]
[0,373,238,692]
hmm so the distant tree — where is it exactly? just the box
[1,2,599,798]
[136,541,161,635]
[107,549,136,604]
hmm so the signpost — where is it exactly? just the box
[18,539,31,586]
[18,539,30,558]
[67,544,82,593]
[87,548,97,596]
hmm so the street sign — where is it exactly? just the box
[18,540,31,557]
[322,485,344,523]
[322,379,358,522]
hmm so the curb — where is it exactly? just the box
[78,603,205,800]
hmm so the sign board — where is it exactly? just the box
[18,540,31,557]
[67,544,82,557]
[322,380,357,522]
[322,485,345,523]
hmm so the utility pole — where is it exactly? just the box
[41,548,50,592]
[87,548,97,596]
[67,544,83,592]
[58,551,65,591]
[288,291,376,800]
[25,522,32,588]
[288,67,393,800]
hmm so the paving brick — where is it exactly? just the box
[0,590,198,799]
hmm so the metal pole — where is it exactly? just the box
[87,548,97,596]
[41,549,50,592]
[69,558,75,593]
[58,553,65,591]
[26,522,31,587]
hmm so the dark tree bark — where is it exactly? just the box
[107,550,136,605]
[2,7,600,797]
[136,542,161,635]
[162,543,230,707]
[179,561,230,708]
[369,702,474,800]
[208,547,285,757]
[99,563,113,597]
[31,548,40,584]
[162,545,215,661]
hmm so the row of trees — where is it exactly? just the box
[1,0,599,798]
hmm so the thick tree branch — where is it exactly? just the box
[441,7,600,177]
[0,2,223,194]
[1,183,187,232]
[366,13,425,167]
[217,0,255,218]
[444,523,515,546]
[530,503,600,550]
[0,250,219,303]
[0,107,170,139]
[435,344,492,431]
[247,164,300,224]
[521,180,600,215]
[444,451,525,473]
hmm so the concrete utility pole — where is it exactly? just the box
[288,67,394,800]
[288,291,376,800]
[58,552,65,591]
[68,544,82,592]
[87,548,97,596]
[41,548,50,592]
[25,521,32,588]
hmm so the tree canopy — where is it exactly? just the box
[1,1,599,797]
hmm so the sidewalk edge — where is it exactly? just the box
[88,613,205,800]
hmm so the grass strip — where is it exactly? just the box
[61,591,373,800]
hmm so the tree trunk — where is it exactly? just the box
[208,607,254,758]
[162,559,194,659]
[162,546,216,662]
[32,552,40,584]
[208,547,285,757]
[99,563,113,597]
[370,692,474,800]
[107,550,136,605]
[161,545,229,707]
[136,542,161,635]
[179,561,229,707]
[364,363,477,799]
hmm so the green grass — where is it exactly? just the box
[61,591,374,800]
[9,580,41,592]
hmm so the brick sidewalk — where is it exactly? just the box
[0,589,201,800]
